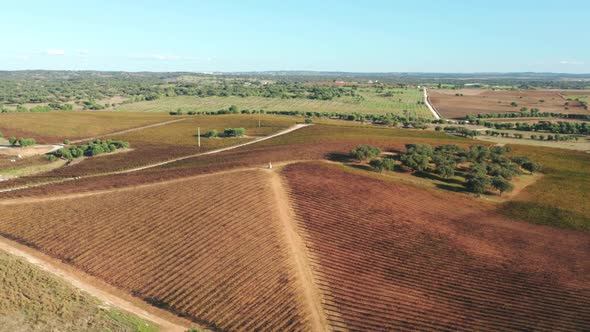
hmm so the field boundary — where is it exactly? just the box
[0,235,192,332]
[268,169,329,331]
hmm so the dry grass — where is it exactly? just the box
[0,250,158,332]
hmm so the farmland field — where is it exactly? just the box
[283,162,590,331]
[0,169,312,331]
[429,89,590,119]
[117,88,432,117]
[0,113,589,331]
[0,112,173,143]
[0,250,158,332]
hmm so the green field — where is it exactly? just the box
[118,88,432,117]
[0,250,158,332]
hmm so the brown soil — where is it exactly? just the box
[429,89,590,119]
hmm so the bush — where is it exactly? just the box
[205,130,218,138]
[63,139,70,145]
[8,137,17,146]
[491,176,514,195]
[18,138,36,147]
[304,118,313,124]
[46,154,57,161]
[350,145,381,161]
[224,128,246,137]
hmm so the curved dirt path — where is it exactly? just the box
[0,236,191,332]
[267,169,329,331]
[423,88,442,120]
[0,124,311,194]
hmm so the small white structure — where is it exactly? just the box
[268,162,273,169]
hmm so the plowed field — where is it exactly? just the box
[429,89,590,119]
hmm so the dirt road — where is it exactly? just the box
[0,236,191,332]
[267,169,329,331]
[424,88,442,120]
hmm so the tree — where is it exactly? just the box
[8,137,17,146]
[370,158,395,173]
[350,145,381,161]
[522,161,541,174]
[228,105,239,113]
[491,176,514,195]
[466,175,490,196]
[304,118,313,124]
[18,138,36,147]
[435,161,455,178]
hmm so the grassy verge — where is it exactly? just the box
[0,250,159,332]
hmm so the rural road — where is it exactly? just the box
[0,123,311,193]
[423,88,442,120]
[0,236,190,332]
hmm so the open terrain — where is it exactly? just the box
[117,88,431,117]
[429,89,590,119]
[0,97,589,331]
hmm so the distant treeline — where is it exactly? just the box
[478,120,589,135]
[467,110,590,121]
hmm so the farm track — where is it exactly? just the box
[423,88,442,120]
[0,123,310,194]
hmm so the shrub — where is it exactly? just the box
[8,137,17,146]
[205,130,218,138]
[18,138,36,147]
[46,154,57,161]
[304,118,313,124]
[351,145,381,161]
[223,128,246,137]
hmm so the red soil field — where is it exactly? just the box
[0,125,466,198]
[429,89,590,119]
[283,162,590,331]
[0,170,312,331]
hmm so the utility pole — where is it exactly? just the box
[197,127,201,147]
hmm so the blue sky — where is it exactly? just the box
[0,0,588,73]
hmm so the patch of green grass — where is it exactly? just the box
[0,250,159,332]
[117,89,432,117]
[501,145,590,230]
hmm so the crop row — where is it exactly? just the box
[283,162,590,331]
[0,169,310,331]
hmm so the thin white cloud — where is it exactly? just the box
[46,49,65,55]
[76,49,89,56]
[559,60,584,65]
[129,54,199,61]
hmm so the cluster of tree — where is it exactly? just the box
[467,110,590,121]
[478,120,589,135]
[397,143,540,195]
[50,139,129,160]
[82,100,109,110]
[529,134,580,141]
[7,137,36,147]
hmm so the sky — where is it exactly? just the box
[0,0,588,73]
